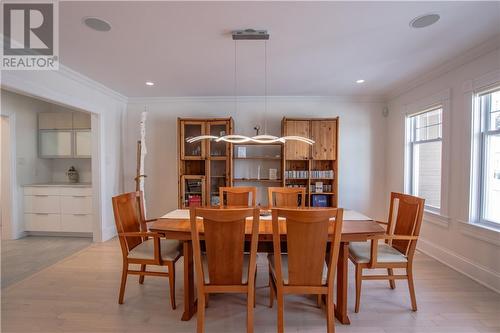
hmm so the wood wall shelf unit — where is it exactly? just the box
[282,117,339,207]
[232,142,283,206]
[177,118,233,208]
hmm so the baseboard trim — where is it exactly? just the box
[417,238,500,294]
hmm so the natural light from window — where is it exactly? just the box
[479,89,500,224]
[408,107,443,210]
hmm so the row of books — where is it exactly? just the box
[310,184,333,193]
[284,170,335,179]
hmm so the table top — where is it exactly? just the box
[150,209,386,241]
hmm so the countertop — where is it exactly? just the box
[23,182,92,188]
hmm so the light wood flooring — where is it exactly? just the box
[2,238,499,333]
[1,236,92,288]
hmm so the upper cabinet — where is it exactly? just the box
[72,112,91,129]
[38,112,92,158]
[311,120,337,160]
[283,120,310,160]
[38,113,73,130]
[181,121,206,159]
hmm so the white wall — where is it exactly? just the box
[386,47,500,292]
[1,66,127,241]
[125,97,387,221]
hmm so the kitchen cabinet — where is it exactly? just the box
[39,130,73,157]
[75,130,91,157]
[24,185,93,234]
[283,120,310,160]
[38,113,73,130]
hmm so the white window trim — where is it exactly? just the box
[464,70,500,233]
[465,70,500,232]
[403,89,451,218]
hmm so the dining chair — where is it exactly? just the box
[112,191,181,309]
[267,187,306,208]
[219,186,257,207]
[348,192,425,312]
[268,208,344,333]
[190,207,260,333]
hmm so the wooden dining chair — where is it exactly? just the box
[268,208,344,333]
[267,187,306,208]
[190,207,260,333]
[348,192,425,312]
[112,192,181,309]
[219,186,257,207]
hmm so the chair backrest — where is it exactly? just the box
[219,186,256,207]
[386,192,425,257]
[268,187,306,208]
[190,207,260,286]
[112,191,147,255]
[271,208,343,287]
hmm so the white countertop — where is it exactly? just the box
[23,182,92,188]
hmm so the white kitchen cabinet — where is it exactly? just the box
[38,113,73,130]
[72,112,91,129]
[23,186,93,234]
[75,130,91,157]
[39,131,73,157]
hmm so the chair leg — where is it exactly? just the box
[254,269,257,308]
[317,294,323,309]
[355,265,362,313]
[197,293,205,333]
[407,266,417,311]
[277,289,284,333]
[168,261,176,310]
[139,264,146,284]
[118,262,128,304]
[247,290,255,333]
[268,264,274,308]
[388,268,395,289]
[326,292,335,333]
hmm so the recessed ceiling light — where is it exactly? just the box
[356,79,365,84]
[410,13,440,29]
[83,17,111,32]
[145,81,155,86]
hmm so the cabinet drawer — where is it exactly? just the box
[24,213,61,231]
[59,187,92,196]
[24,195,60,213]
[60,196,92,214]
[61,214,93,232]
[24,186,60,196]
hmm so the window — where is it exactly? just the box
[407,107,443,211]
[477,88,500,225]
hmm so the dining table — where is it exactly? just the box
[150,208,385,325]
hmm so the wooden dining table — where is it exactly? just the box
[150,209,385,325]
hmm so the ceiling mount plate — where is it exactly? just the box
[232,29,269,40]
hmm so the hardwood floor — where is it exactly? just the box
[2,238,499,333]
[1,236,92,288]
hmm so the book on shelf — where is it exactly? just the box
[311,194,328,207]
[187,195,202,207]
[310,170,334,179]
[284,170,309,179]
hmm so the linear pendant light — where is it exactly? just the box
[187,29,314,145]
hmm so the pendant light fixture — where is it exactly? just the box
[187,29,314,145]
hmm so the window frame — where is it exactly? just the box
[476,87,500,228]
[406,105,444,212]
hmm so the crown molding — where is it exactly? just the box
[386,33,500,101]
[127,95,386,105]
[56,64,128,104]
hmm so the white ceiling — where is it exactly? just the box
[59,1,500,98]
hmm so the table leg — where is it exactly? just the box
[181,240,196,321]
[335,241,350,324]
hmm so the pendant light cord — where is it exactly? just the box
[264,39,268,135]
[234,40,238,115]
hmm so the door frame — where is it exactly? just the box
[1,88,103,242]
[1,114,17,239]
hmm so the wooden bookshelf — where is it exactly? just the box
[178,118,233,208]
[282,117,339,207]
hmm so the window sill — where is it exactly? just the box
[457,220,500,247]
[423,210,450,228]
